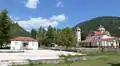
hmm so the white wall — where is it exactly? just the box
[28,41,38,50]
[100,41,105,46]
[96,42,99,46]
[76,31,81,42]
[10,41,22,50]
[105,40,117,48]
[11,41,38,50]
[113,40,117,48]
[87,35,113,41]
[101,35,113,39]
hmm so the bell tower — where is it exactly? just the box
[75,27,81,42]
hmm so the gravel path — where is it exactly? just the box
[0,50,84,66]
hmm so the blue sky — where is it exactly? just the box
[0,0,120,31]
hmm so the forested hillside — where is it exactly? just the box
[73,16,120,40]
[9,23,30,37]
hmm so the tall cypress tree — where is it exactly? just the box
[45,25,55,47]
[0,9,12,48]
[30,29,37,39]
[37,26,46,47]
[54,28,62,46]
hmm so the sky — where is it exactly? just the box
[0,0,120,31]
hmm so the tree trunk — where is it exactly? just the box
[0,43,3,49]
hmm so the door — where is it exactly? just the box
[23,42,28,50]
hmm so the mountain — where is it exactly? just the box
[73,16,120,40]
[9,23,30,37]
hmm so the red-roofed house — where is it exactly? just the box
[10,37,38,50]
[77,25,120,48]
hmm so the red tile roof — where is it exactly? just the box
[11,37,36,41]
[87,37,95,41]
[93,31,104,36]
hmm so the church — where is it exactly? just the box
[76,25,120,48]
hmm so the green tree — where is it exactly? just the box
[36,26,46,47]
[60,27,77,49]
[54,28,62,46]
[45,25,55,47]
[9,23,30,37]
[0,9,12,48]
[30,29,37,39]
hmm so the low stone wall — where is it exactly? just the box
[0,50,24,53]
[76,48,100,53]
[76,48,120,53]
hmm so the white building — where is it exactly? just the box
[76,25,120,48]
[10,37,38,50]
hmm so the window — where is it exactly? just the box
[23,43,28,47]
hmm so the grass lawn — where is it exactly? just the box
[12,52,120,66]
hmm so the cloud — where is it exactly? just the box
[51,14,65,21]
[56,0,64,8]
[44,28,48,31]
[18,14,66,31]
[9,16,20,22]
[25,0,39,9]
